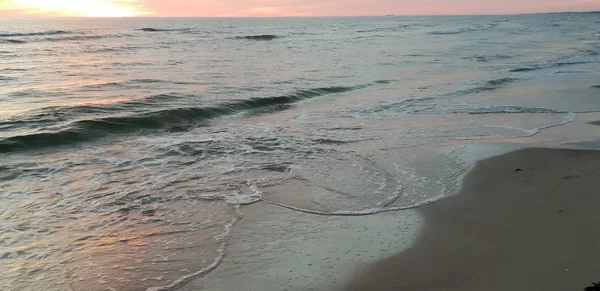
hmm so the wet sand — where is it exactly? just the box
[342,148,600,291]
[178,202,423,291]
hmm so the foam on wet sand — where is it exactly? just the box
[178,203,423,291]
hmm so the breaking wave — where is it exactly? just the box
[510,50,600,72]
[0,81,393,153]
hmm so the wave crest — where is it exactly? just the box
[0,30,72,37]
[510,50,600,72]
[234,35,280,41]
[137,28,192,32]
[356,97,565,116]
[429,24,497,35]
[0,39,26,44]
[0,81,393,153]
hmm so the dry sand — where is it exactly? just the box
[342,148,600,291]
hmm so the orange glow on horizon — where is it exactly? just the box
[5,0,149,17]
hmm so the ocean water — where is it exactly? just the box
[1,15,600,290]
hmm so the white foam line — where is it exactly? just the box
[521,112,577,138]
[545,112,577,130]
[259,196,436,217]
[89,188,442,291]
[573,110,600,114]
[142,141,491,289]
[146,205,243,291]
[456,112,577,141]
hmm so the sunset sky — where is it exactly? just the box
[0,0,598,17]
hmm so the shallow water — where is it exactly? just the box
[1,15,600,290]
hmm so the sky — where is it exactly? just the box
[0,0,598,17]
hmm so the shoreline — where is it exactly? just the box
[341,147,600,291]
[178,202,423,291]
[175,116,600,291]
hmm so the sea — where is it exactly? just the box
[1,14,600,291]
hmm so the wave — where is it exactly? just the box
[477,77,518,88]
[80,79,207,90]
[137,28,191,32]
[580,49,599,56]
[234,35,280,41]
[510,50,599,72]
[553,70,593,74]
[465,54,512,62]
[466,106,564,115]
[355,25,410,33]
[0,68,27,72]
[429,28,478,35]
[0,34,124,44]
[0,94,183,132]
[352,35,386,40]
[429,24,497,35]
[510,61,590,72]
[510,67,537,72]
[365,78,521,113]
[0,39,26,44]
[0,81,392,153]
[0,30,72,38]
[290,32,319,36]
[87,45,142,53]
[361,97,564,116]
[42,34,122,42]
[457,78,519,95]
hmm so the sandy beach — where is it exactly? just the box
[342,147,600,291]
